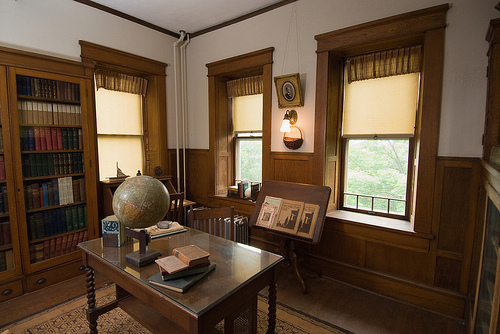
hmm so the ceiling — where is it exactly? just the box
[75,0,296,38]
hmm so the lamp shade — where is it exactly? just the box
[280,119,291,133]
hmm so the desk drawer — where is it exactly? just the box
[25,260,85,292]
[0,279,23,302]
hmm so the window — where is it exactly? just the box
[95,88,144,180]
[207,48,273,197]
[341,51,421,219]
[80,41,168,180]
[232,94,263,183]
[313,5,448,233]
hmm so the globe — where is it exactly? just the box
[112,175,170,228]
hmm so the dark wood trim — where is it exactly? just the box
[191,0,297,38]
[74,0,297,39]
[0,46,88,78]
[73,0,180,38]
[206,47,274,77]
[79,41,167,76]
[315,4,449,53]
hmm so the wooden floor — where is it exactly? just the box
[0,263,465,334]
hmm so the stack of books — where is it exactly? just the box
[148,244,216,292]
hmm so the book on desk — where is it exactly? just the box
[148,262,217,293]
[149,244,215,293]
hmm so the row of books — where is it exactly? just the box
[255,196,320,240]
[0,221,11,246]
[28,204,87,241]
[22,152,84,178]
[29,230,88,264]
[227,180,261,201]
[17,101,82,126]
[24,177,85,210]
[20,127,83,152]
[150,245,215,293]
[17,75,80,102]
[0,249,14,272]
[0,186,9,215]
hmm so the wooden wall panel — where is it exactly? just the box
[315,230,363,266]
[185,149,210,204]
[437,167,471,253]
[271,152,314,184]
[434,256,462,291]
[365,242,428,282]
[184,146,480,319]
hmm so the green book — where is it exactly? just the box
[148,262,216,293]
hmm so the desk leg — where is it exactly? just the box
[85,266,99,334]
[267,282,277,334]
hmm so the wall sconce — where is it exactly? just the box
[280,109,303,150]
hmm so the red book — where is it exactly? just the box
[60,235,68,254]
[34,127,41,150]
[49,238,56,258]
[45,127,53,150]
[31,183,40,209]
[40,127,47,151]
[39,185,44,207]
[51,128,58,150]
[43,240,50,260]
[66,233,74,253]
[55,236,62,257]
[56,128,63,150]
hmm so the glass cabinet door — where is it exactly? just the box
[0,66,22,281]
[474,195,500,333]
[9,68,89,274]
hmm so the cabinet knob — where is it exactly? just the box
[78,265,85,271]
[36,278,47,285]
[2,288,13,296]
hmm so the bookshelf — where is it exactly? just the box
[0,47,99,301]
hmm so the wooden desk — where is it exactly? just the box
[79,228,283,333]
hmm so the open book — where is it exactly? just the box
[255,196,320,239]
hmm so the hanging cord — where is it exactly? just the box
[281,3,300,75]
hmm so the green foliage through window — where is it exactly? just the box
[344,139,409,215]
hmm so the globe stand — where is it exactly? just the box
[124,228,161,267]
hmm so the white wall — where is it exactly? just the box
[0,0,178,148]
[186,0,500,157]
[1,0,499,157]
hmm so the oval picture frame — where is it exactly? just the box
[274,73,304,108]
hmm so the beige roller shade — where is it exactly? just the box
[342,72,419,138]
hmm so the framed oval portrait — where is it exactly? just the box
[274,73,304,108]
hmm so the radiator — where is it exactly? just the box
[188,207,249,244]
[230,214,249,244]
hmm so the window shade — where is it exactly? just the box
[342,72,419,138]
[227,75,263,98]
[233,94,263,133]
[95,88,143,135]
[95,68,148,96]
[346,46,421,83]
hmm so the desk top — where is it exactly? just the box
[79,228,283,315]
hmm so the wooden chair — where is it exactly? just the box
[165,192,184,224]
[188,206,235,241]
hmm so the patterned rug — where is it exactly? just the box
[1,283,351,333]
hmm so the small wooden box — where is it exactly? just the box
[102,215,130,247]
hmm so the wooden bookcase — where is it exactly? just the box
[471,18,500,333]
[0,47,98,301]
